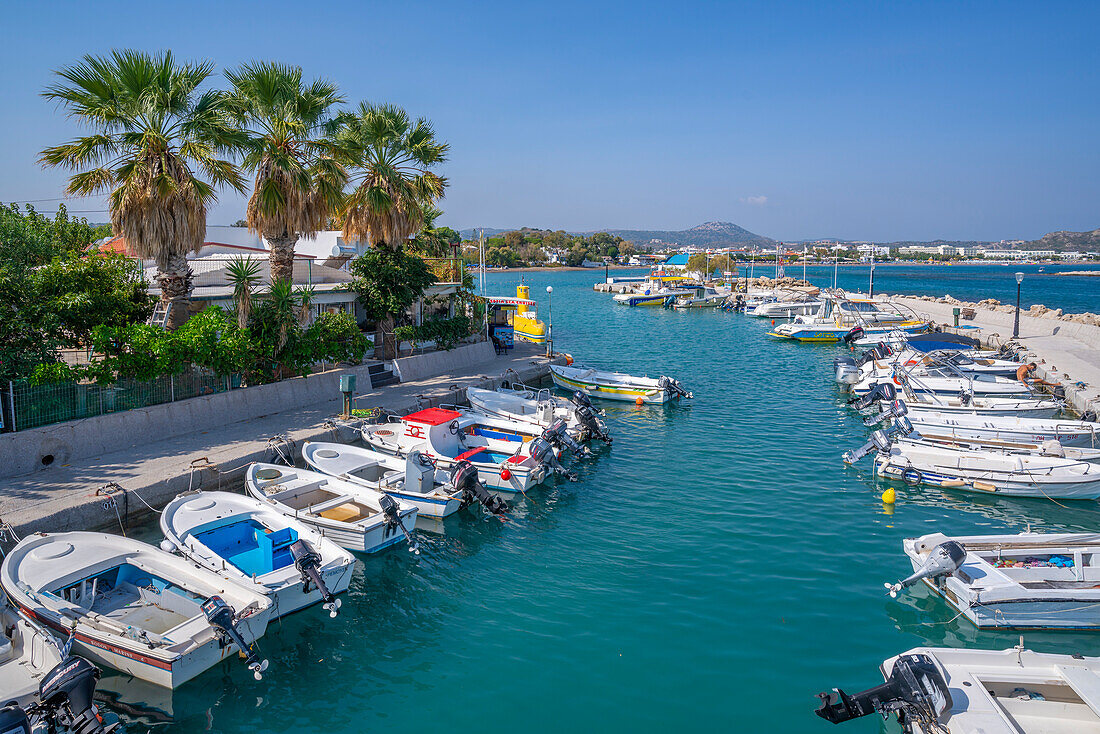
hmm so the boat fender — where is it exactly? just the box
[902,468,922,485]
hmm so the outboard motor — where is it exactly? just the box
[450,460,508,516]
[378,494,420,554]
[289,539,341,618]
[529,434,578,482]
[843,429,891,464]
[848,382,897,410]
[540,419,588,458]
[34,656,118,734]
[657,376,693,399]
[570,391,612,444]
[833,355,859,385]
[0,705,31,734]
[863,398,908,427]
[815,653,951,728]
[201,595,269,680]
[885,541,967,598]
[843,326,865,345]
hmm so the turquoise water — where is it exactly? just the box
[107,267,1100,732]
[742,261,1100,314]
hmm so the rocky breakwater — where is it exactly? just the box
[903,294,1100,327]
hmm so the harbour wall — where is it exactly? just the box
[0,344,557,541]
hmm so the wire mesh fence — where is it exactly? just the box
[4,369,237,432]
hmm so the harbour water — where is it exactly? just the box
[114,266,1100,733]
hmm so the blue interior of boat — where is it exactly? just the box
[194,519,298,576]
[58,563,172,597]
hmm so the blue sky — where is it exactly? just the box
[1,1,1097,241]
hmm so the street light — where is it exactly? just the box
[545,285,553,358]
[1012,272,1024,339]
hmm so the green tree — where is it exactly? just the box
[225,61,345,285]
[33,253,154,343]
[39,50,246,329]
[348,247,436,358]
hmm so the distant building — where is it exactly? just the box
[662,253,691,271]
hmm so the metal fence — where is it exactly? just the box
[3,368,238,432]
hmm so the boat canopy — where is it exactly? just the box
[906,332,982,352]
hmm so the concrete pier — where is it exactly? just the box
[0,343,559,541]
[893,296,1100,417]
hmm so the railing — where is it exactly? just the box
[423,257,465,285]
[3,368,238,432]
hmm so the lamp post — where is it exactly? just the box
[1012,272,1024,339]
[545,285,553,358]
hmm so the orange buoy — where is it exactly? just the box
[635,397,644,406]
[500,468,511,481]
[771,319,775,325]
[564,354,574,366]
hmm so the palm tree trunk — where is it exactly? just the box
[156,252,194,330]
[266,232,298,285]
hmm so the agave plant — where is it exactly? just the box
[225,61,346,285]
[224,255,262,328]
[39,50,246,329]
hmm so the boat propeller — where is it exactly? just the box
[450,460,508,517]
[378,494,420,554]
[814,653,951,726]
[289,539,341,618]
[201,595,269,680]
[885,540,967,598]
[570,391,612,444]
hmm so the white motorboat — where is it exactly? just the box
[905,410,1099,448]
[672,285,729,309]
[859,349,1025,381]
[0,593,118,733]
[1,532,273,689]
[245,464,418,553]
[749,293,822,318]
[817,645,1100,733]
[465,386,612,444]
[359,408,563,492]
[302,441,508,518]
[612,275,696,307]
[160,491,356,619]
[890,531,1100,629]
[852,382,1063,419]
[851,367,1033,398]
[549,364,692,404]
[846,433,1100,499]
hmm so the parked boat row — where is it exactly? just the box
[806,319,1100,731]
[0,362,687,718]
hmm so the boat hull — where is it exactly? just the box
[876,457,1100,499]
[921,578,1100,630]
[550,370,669,404]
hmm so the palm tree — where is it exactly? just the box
[337,103,449,251]
[225,61,345,286]
[39,50,245,329]
[336,103,448,358]
[409,207,456,258]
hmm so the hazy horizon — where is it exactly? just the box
[1,1,1097,242]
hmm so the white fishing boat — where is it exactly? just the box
[906,410,1100,449]
[1,532,273,689]
[359,408,566,492]
[851,367,1033,398]
[890,531,1100,629]
[857,350,1025,383]
[0,589,64,710]
[465,386,612,444]
[160,492,356,619]
[846,433,1100,499]
[852,382,1063,419]
[749,292,823,318]
[0,593,118,733]
[549,364,692,404]
[302,441,508,518]
[817,645,1100,733]
[612,275,695,307]
[245,464,418,553]
[672,285,729,309]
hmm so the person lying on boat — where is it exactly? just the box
[1015,362,1059,387]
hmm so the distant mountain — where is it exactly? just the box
[457,227,513,240]
[1023,228,1100,252]
[596,221,775,248]
[458,221,775,248]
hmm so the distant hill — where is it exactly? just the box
[1023,228,1100,252]
[459,221,775,248]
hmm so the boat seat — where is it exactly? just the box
[319,503,362,523]
[455,447,488,462]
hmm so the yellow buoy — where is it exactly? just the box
[881,487,896,504]
[635,396,645,406]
